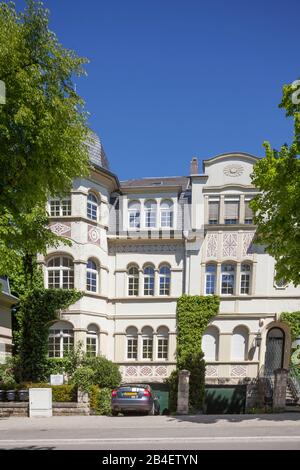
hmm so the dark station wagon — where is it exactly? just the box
[111,384,160,416]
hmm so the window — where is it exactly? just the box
[86,259,98,293]
[224,200,239,224]
[144,200,157,228]
[48,322,74,358]
[86,324,99,357]
[157,326,169,360]
[202,327,219,361]
[221,264,235,294]
[144,265,155,295]
[142,326,153,360]
[232,326,248,361]
[50,196,71,217]
[47,256,74,289]
[128,201,141,229]
[240,263,251,294]
[128,266,139,296]
[160,200,173,228]
[244,199,254,224]
[159,265,171,295]
[208,201,219,225]
[126,327,138,360]
[206,264,216,295]
[87,193,98,221]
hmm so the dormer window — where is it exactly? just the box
[144,200,157,228]
[160,200,173,228]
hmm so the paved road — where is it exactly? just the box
[0,413,300,450]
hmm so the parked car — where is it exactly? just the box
[111,384,160,416]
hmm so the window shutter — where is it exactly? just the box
[245,201,253,219]
[225,201,239,219]
[209,202,219,220]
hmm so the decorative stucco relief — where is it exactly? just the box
[223,164,244,177]
[88,225,101,245]
[205,365,218,377]
[230,365,247,377]
[222,232,238,258]
[206,233,218,258]
[242,232,255,257]
[49,222,71,237]
[109,244,181,254]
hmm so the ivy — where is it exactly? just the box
[17,288,83,382]
[172,295,220,413]
[281,311,300,341]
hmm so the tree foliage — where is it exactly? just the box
[251,78,300,286]
[0,0,90,276]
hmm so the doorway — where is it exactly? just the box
[264,327,285,376]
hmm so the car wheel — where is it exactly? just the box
[148,403,155,416]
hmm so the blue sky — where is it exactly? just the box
[17,0,300,179]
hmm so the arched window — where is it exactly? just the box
[202,327,219,361]
[232,326,248,361]
[49,195,71,217]
[160,200,173,228]
[128,201,141,229]
[87,193,98,221]
[221,263,235,295]
[159,265,171,295]
[144,200,157,228]
[142,326,153,360]
[206,264,217,295]
[128,265,139,296]
[157,326,169,360]
[48,321,74,358]
[86,259,98,293]
[86,324,99,357]
[126,326,138,360]
[144,265,155,295]
[240,263,251,294]
[47,256,74,289]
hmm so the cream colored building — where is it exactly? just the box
[0,277,17,363]
[39,133,300,384]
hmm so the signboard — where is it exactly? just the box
[50,374,64,386]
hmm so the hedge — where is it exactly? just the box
[21,383,77,402]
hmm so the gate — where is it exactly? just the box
[204,385,246,414]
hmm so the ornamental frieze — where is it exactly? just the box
[109,244,181,254]
[88,225,101,245]
[222,232,238,258]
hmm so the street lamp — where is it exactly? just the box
[255,331,262,348]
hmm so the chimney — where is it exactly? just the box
[190,157,198,175]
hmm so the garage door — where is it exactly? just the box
[204,385,246,414]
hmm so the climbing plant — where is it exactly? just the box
[169,295,220,413]
[17,288,82,382]
[280,311,300,342]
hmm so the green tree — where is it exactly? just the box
[0,0,90,275]
[251,79,300,286]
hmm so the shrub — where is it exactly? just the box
[165,370,178,413]
[21,383,76,402]
[83,356,121,389]
[71,367,95,393]
[89,385,112,415]
[0,359,17,390]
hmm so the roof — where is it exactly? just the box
[120,176,190,191]
[86,131,110,170]
[0,276,10,295]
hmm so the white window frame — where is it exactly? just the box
[49,196,71,217]
[143,266,155,296]
[127,336,138,360]
[48,327,74,358]
[87,193,98,221]
[221,264,235,295]
[86,260,98,293]
[128,266,139,296]
[128,201,141,229]
[205,264,217,295]
[47,256,74,289]
[144,200,157,228]
[159,265,171,296]
[157,336,168,360]
[240,263,251,294]
[160,200,174,228]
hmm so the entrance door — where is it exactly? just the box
[264,327,285,376]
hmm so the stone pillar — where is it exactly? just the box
[77,389,90,413]
[273,368,288,412]
[177,370,190,415]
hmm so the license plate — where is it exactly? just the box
[123,392,137,397]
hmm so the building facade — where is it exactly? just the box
[0,277,17,363]
[38,133,300,384]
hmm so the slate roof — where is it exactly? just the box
[120,176,190,191]
[86,131,110,170]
